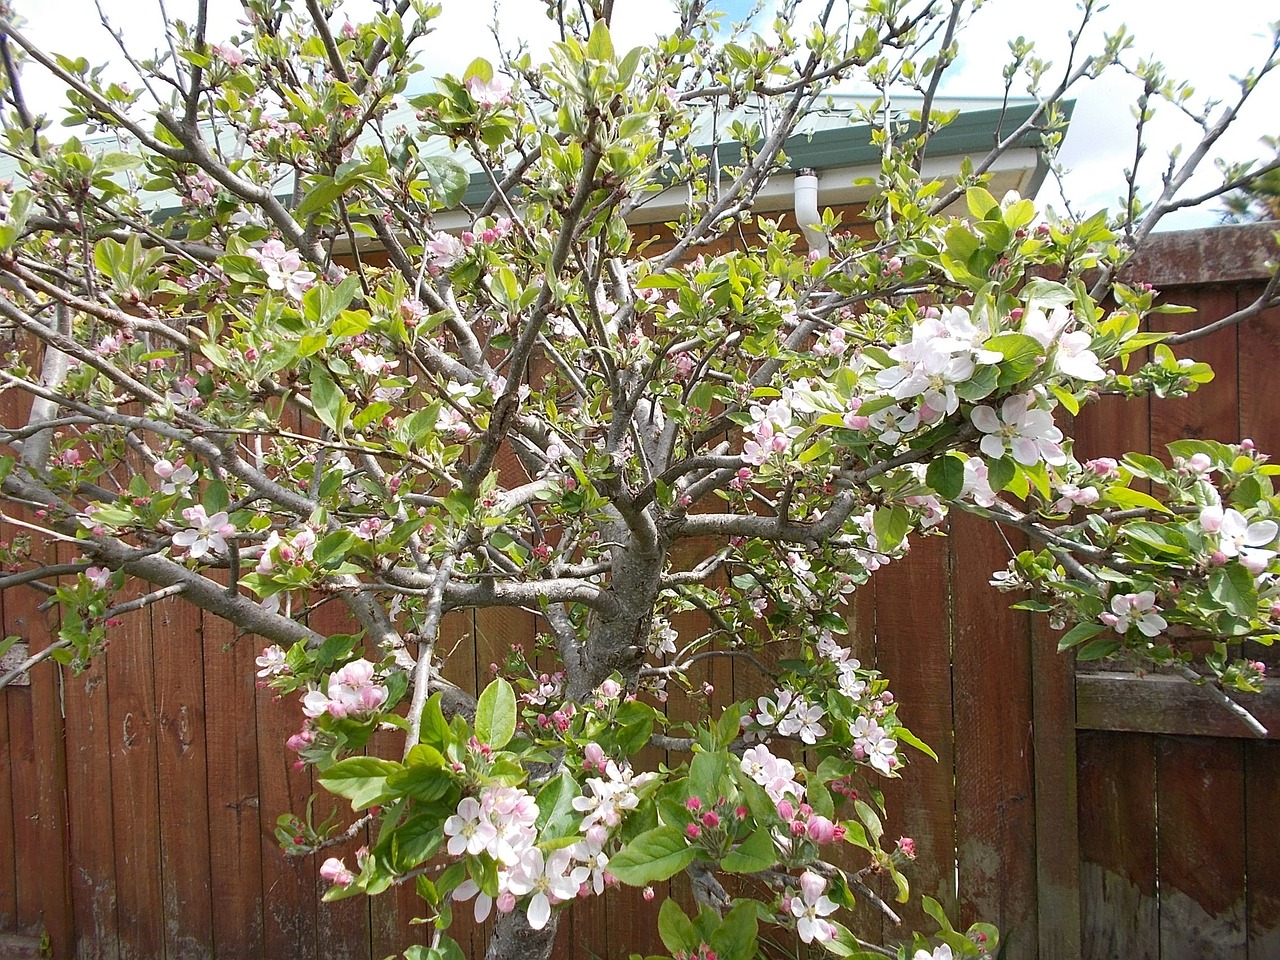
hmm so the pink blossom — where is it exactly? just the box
[255,644,288,678]
[172,506,234,559]
[251,240,315,300]
[466,75,513,108]
[213,43,247,67]
[791,871,838,943]
[319,857,354,887]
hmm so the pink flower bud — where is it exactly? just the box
[685,823,701,839]
[897,836,916,858]
[701,811,720,828]
[496,892,516,914]
[686,796,702,812]
[1242,438,1256,451]
[319,857,354,887]
[1211,550,1228,566]
[806,815,837,843]
[599,678,621,698]
[776,799,794,820]
[642,886,655,902]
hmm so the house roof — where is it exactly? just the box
[0,94,1063,227]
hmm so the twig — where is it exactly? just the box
[1171,661,1268,737]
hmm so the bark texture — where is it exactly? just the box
[484,908,561,960]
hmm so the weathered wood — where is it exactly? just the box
[1077,731,1158,960]
[875,534,957,937]
[306,602,370,960]
[27,589,73,958]
[951,513,1037,958]
[1119,222,1278,286]
[105,582,166,960]
[255,667,318,958]
[1030,616,1080,960]
[153,595,215,960]
[0,932,42,959]
[200,613,265,960]
[1245,740,1280,960]
[1151,286,1241,449]
[63,656,120,960]
[1076,672,1280,739]
[0,578,16,934]
[1238,295,1280,678]
[1156,736,1247,960]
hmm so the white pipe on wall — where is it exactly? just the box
[793,167,829,259]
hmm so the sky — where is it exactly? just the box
[10,0,1279,228]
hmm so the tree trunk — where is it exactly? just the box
[484,907,561,960]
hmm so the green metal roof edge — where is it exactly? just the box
[459,100,1053,208]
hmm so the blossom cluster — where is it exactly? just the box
[301,659,388,720]
[444,754,655,930]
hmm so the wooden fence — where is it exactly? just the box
[1,223,1278,960]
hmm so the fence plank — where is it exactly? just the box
[153,596,215,960]
[201,613,264,960]
[3,527,74,958]
[875,535,956,936]
[1077,731,1157,960]
[1030,615,1079,960]
[1245,740,1280,960]
[307,602,371,960]
[0,644,14,935]
[106,584,166,960]
[951,514,1037,957]
[1156,736,1247,960]
[1150,287,1240,449]
[63,654,119,960]
[255,674,317,958]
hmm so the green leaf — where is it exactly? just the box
[418,693,453,751]
[708,902,759,960]
[318,757,403,810]
[1121,522,1190,557]
[720,829,777,874]
[658,897,698,955]
[689,750,727,802]
[1102,484,1173,515]
[536,772,581,839]
[403,934,466,960]
[1050,384,1080,416]
[309,367,344,432]
[1209,564,1258,618]
[985,333,1045,387]
[965,186,999,220]
[586,20,615,61]
[894,726,938,761]
[474,677,517,749]
[422,156,470,209]
[986,456,1015,493]
[313,529,356,567]
[926,454,965,500]
[873,506,911,551]
[1077,638,1121,661]
[386,759,452,802]
[853,799,883,842]
[1057,622,1104,652]
[607,825,696,886]
[297,177,344,219]
[461,57,493,83]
